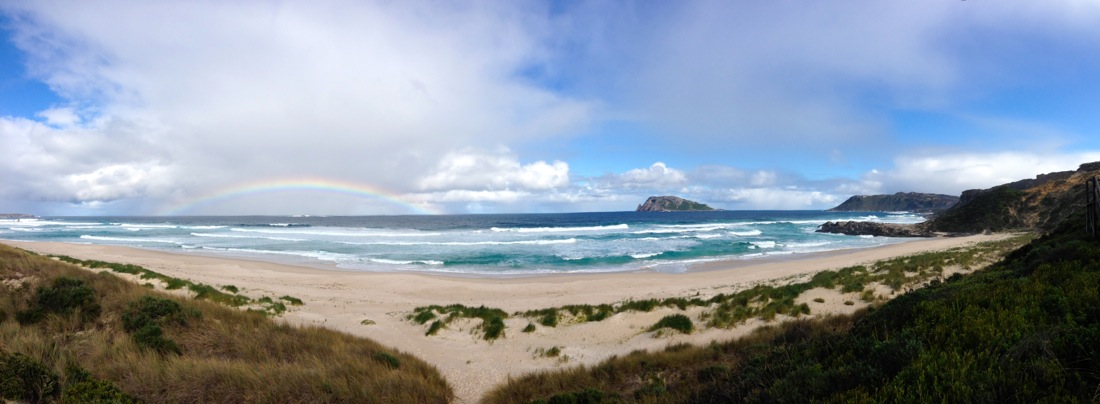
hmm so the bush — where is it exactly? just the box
[425,320,444,336]
[649,314,693,334]
[483,316,506,341]
[279,295,304,306]
[64,379,139,403]
[121,296,196,354]
[16,276,101,325]
[523,323,537,333]
[540,312,559,327]
[0,352,60,403]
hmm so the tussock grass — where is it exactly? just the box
[0,245,453,403]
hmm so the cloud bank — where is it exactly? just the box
[0,1,1097,214]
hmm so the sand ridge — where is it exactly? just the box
[3,234,1009,403]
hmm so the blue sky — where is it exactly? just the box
[1,1,1099,215]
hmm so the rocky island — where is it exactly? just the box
[636,196,716,212]
[0,214,36,220]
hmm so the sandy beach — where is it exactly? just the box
[3,234,1009,403]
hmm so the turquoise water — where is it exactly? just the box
[0,211,924,275]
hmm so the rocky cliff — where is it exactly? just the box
[636,196,716,212]
[926,162,1100,233]
[818,161,1100,236]
[827,192,958,213]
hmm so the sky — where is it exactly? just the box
[1,0,1099,216]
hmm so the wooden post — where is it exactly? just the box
[1088,177,1099,238]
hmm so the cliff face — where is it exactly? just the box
[636,196,715,212]
[819,161,1100,236]
[827,192,958,213]
[927,162,1100,233]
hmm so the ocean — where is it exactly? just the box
[0,211,925,275]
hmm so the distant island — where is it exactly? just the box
[0,214,36,220]
[827,192,958,213]
[636,196,716,212]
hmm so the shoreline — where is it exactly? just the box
[1,233,1012,403]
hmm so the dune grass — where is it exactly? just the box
[49,255,301,317]
[483,222,1097,402]
[0,245,453,403]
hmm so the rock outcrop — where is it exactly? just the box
[827,192,958,213]
[636,196,716,212]
[817,221,932,237]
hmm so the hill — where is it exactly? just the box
[636,196,716,212]
[484,215,1099,402]
[827,192,958,213]
[819,161,1100,237]
[0,245,453,403]
[927,161,1100,233]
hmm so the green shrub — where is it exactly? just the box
[279,295,304,306]
[221,284,239,293]
[545,346,561,357]
[0,352,60,403]
[425,320,444,336]
[523,323,537,333]
[483,316,506,341]
[649,314,693,334]
[164,278,188,290]
[64,379,138,403]
[540,312,559,327]
[121,296,196,354]
[16,276,101,325]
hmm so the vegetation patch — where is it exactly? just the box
[1,245,454,402]
[121,295,199,354]
[649,314,694,334]
[15,276,101,326]
[50,255,295,316]
[409,304,509,341]
[513,235,1029,331]
[484,219,1096,403]
[0,352,59,403]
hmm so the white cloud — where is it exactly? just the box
[36,107,81,127]
[865,152,1100,195]
[605,162,687,190]
[711,188,840,210]
[418,148,569,192]
[0,116,176,205]
[0,1,593,213]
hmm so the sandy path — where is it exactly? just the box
[3,234,1008,403]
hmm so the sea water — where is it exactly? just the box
[0,211,924,275]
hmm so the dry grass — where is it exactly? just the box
[0,245,453,403]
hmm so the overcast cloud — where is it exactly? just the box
[1,1,1098,215]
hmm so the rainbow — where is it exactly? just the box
[160,177,441,215]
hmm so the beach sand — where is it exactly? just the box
[3,234,1009,403]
